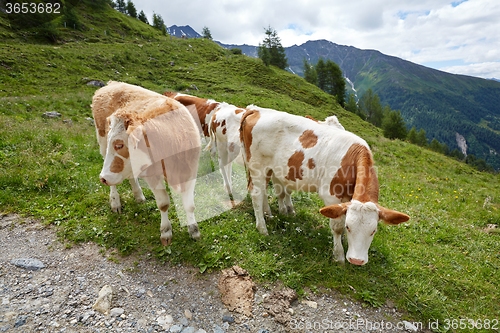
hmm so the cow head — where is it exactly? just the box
[99,115,133,186]
[320,200,409,265]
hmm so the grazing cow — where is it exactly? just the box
[306,115,345,130]
[240,105,409,265]
[92,81,202,245]
[163,92,219,139]
[164,92,247,198]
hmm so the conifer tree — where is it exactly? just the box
[407,126,418,144]
[345,93,358,114]
[258,26,288,69]
[152,12,166,34]
[202,26,213,40]
[138,10,149,24]
[359,89,384,127]
[429,138,444,153]
[303,59,317,85]
[416,129,428,147]
[115,0,126,13]
[315,58,327,91]
[126,0,137,18]
[382,110,407,140]
[324,60,345,107]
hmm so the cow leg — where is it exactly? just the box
[262,170,273,218]
[144,176,173,246]
[180,179,201,241]
[128,178,146,203]
[98,134,123,213]
[109,185,122,213]
[249,174,269,235]
[272,176,295,215]
[273,179,288,215]
[283,192,295,215]
[330,217,346,264]
[320,194,345,263]
[217,146,234,197]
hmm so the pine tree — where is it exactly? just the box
[315,58,327,91]
[115,0,126,13]
[416,129,428,147]
[324,60,345,107]
[152,12,166,34]
[202,26,212,40]
[359,89,384,127]
[345,93,358,113]
[125,0,137,18]
[429,138,444,153]
[138,10,148,24]
[258,26,288,69]
[407,126,418,144]
[303,59,317,85]
[382,110,407,140]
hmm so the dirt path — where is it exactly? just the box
[0,213,422,332]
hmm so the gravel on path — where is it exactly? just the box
[0,214,423,333]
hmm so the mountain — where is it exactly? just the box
[167,25,201,39]
[220,40,500,170]
[217,43,258,58]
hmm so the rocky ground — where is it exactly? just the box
[0,214,425,333]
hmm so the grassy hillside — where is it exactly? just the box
[1,3,499,332]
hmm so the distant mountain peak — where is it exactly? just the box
[167,25,201,38]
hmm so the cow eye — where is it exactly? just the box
[114,144,124,150]
[346,225,351,232]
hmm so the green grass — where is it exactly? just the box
[1,7,499,332]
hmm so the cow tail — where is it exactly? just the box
[204,114,217,155]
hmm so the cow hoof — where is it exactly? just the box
[135,195,146,203]
[160,236,172,246]
[257,225,269,236]
[111,205,122,214]
[334,255,346,265]
[263,213,274,220]
[188,224,201,240]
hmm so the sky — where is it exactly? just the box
[133,0,500,79]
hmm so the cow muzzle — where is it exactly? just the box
[347,257,366,266]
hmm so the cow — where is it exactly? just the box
[163,92,247,199]
[163,92,219,139]
[92,81,202,245]
[239,105,409,265]
[306,115,345,130]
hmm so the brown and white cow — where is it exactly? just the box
[240,105,409,265]
[163,92,219,139]
[92,81,202,245]
[163,92,247,198]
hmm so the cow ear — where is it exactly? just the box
[319,203,349,219]
[377,205,410,225]
[124,118,131,130]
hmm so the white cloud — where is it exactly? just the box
[132,0,500,79]
[442,62,500,79]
